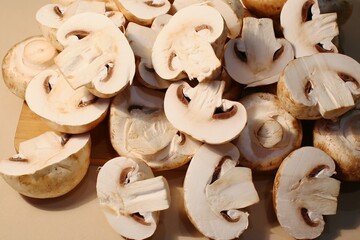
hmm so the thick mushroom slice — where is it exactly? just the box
[0,131,90,198]
[224,17,294,87]
[280,0,339,58]
[152,5,227,82]
[184,143,259,240]
[164,80,247,144]
[273,147,341,239]
[2,36,58,99]
[314,107,360,181]
[55,12,135,98]
[96,157,170,239]
[234,93,302,171]
[277,53,360,119]
[25,68,109,134]
[150,14,172,32]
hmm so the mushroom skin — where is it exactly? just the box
[314,107,360,181]
[0,131,91,198]
[241,0,287,18]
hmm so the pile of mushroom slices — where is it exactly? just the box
[1,0,360,239]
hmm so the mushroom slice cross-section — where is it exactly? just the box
[234,93,302,171]
[277,53,360,119]
[224,17,294,87]
[55,12,135,98]
[273,147,341,239]
[0,131,91,198]
[96,157,171,239]
[184,143,259,240]
[164,80,247,144]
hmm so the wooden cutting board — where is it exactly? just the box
[14,102,118,165]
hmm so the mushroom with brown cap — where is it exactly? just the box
[224,17,294,87]
[96,156,171,239]
[277,53,360,120]
[54,12,135,98]
[184,143,259,240]
[0,131,91,198]
[273,146,341,239]
[234,93,302,171]
[241,0,287,18]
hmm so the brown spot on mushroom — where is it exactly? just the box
[176,131,186,145]
[234,44,247,63]
[338,72,359,87]
[130,212,151,226]
[177,85,191,105]
[315,43,335,53]
[144,1,165,7]
[78,97,98,107]
[106,12,115,18]
[43,76,52,93]
[61,134,71,146]
[213,105,238,120]
[195,24,213,33]
[101,62,114,82]
[65,30,90,40]
[304,80,313,100]
[220,210,240,222]
[308,165,328,178]
[53,6,63,18]
[128,105,158,114]
[168,52,176,71]
[9,156,28,162]
[210,156,229,184]
[119,167,134,186]
[273,45,284,61]
[302,0,315,22]
[144,65,156,73]
[301,208,319,227]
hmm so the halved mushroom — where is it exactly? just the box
[2,36,58,99]
[184,143,259,240]
[234,93,302,171]
[0,131,90,198]
[224,17,294,87]
[25,68,109,134]
[164,80,247,144]
[314,107,360,181]
[277,53,360,119]
[112,0,171,26]
[110,86,201,170]
[96,157,170,239]
[280,0,339,58]
[273,146,341,239]
[54,12,135,98]
[152,5,227,82]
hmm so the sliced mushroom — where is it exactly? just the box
[2,36,58,99]
[150,14,172,32]
[137,60,171,89]
[164,80,247,144]
[0,131,90,198]
[224,17,294,87]
[25,68,109,134]
[112,0,171,26]
[273,147,341,239]
[277,53,360,119]
[184,143,259,239]
[105,10,127,32]
[96,157,170,239]
[55,12,135,98]
[234,93,302,171]
[152,5,227,82]
[280,0,339,58]
[314,107,360,181]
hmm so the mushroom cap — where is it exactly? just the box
[0,131,91,198]
[277,53,360,120]
[224,17,294,87]
[273,146,341,239]
[241,0,287,18]
[164,81,247,144]
[25,68,109,134]
[234,93,302,171]
[137,60,171,90]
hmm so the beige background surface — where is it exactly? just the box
[1,1,360,240]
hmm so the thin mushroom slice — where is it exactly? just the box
[184,143,259,240]
[25,68,109,134]
[55,12,135,98]
[224,17,294,87]
[150,14,172,32]
[0,131,91,198]
[234,93,302,171]
[96,157,170,239]
[273,147,341,239]
[164,80,247,144]
[314,107,360,181]
[280,0,339,58]
[277,53,360,120]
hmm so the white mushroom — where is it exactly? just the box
[184,143,259,240]
[314,107,360,181]
[96,157,171,239]
[277,53,360,119]
[105,10,127,32]
[55,12,135,98]
[0,131,90,198]
[280,0,339,58]
[2,36,58,99]
[164,80,247,144]
[152,5,227,82]
[273,147,341,239]
[25,68,109,134]
[150,14,172,32]
[234,93,302,171]
[224,17,294,87]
